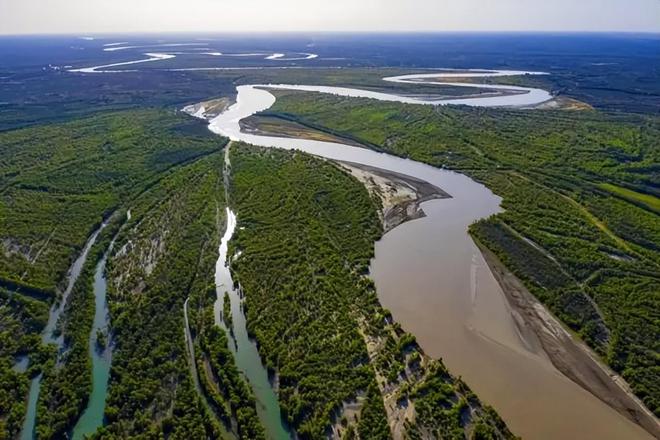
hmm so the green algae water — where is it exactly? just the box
[20,373,42,440]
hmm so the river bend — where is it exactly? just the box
[200,71,652,440]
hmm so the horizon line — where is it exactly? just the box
[2,30,660,37]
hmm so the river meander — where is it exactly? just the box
[201,73,653,440]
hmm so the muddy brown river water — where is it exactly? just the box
[199,74,654,439]
[57,47,658,437]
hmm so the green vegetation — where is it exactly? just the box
[262,91,660,416]
[405,362,511,440]
[96,152,226,438]
[0,102,520,439]
[599,183,660,213]
[178,204,265,439]
[195,305,265,439]
[0,68,238,132]
[218,60,660,114]
[95,329,107,351]
[230,144,386,438]
[356,384,390,440]
[360,290,517,439]
[12,70,649,437]
[0,109,223,297]
[0,109,230,438]
[222,292,233,331]
[0,288,49,438]
[228,144,515,439]
[36,213,124,439]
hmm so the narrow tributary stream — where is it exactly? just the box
[70,233,118,439]
[20,221,108,440]
[214,207,291,440]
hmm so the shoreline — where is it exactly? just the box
[475,239,660,439]
[238,117,450,232]
[239,114,369,149]
[191,78,657,438]
[337,160,450,232]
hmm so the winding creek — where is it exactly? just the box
[215,207,291,440]
[70,235,117,439]
[21,221,108,440]
[200,73,654,440]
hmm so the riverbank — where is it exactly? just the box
[182,98,233,120]
[338,161,449,232]
[196,76,657,439]
[475,240,660,439]
[528,95,593,110]
[240,114,366,148]
[238,117,450,232]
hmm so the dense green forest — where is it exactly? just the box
[0,287,49,438]
[97,152,226,438]
[2,117,518,438]
[0,68,238,132]
[229,145,387,438]
[35,212,125,439]
[260,92,660,416]
[6,67,656,438]
[0,109,223,297]
[192,298,265,439]
[9,113,266,438]
[228,144,516,439]
[0,110,228,438]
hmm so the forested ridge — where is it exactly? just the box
[229,145,387,438]
[261,91,660,416]
[97,152,226,438]
[0,109,222,297]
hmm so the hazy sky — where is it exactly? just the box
[1,0,659,35]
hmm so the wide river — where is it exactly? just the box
[203,72,653,440]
